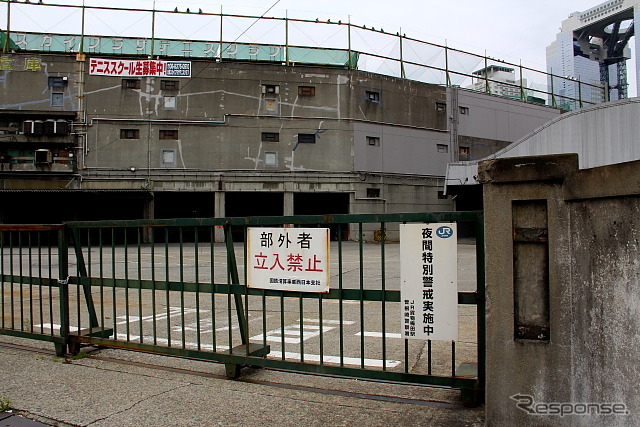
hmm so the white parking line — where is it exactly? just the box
[355,331,403,339]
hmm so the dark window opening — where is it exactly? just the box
[367,188,381,198]
[161,80,179,90]
[261,132,280,142]
[262,84,279,94]
[435,102,446,111]
[120,129,140,139]
[366,90,380,102]
[122,79,141,89]
[298,86,316,96]
[459,106,470,115]
[48,76,67,88]
[298,133,316,144]
[437,144,449,153]
[160,129,179,140]
[367,136,380,146]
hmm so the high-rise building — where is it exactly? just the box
[546,0,638,109]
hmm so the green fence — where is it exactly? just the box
[0,212,485,405]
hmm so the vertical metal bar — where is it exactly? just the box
[299,294,304,363]
[285,10,289,66]
[484,51,490,94]
[347,17,352,69]
[48,232,53,336]
[476,212,486,399]
[519,60,525,102]
[9,232,14,330]
[381,221,386,370]
[243,227,249,356]
[0,230,4,330]
[80,2,85,54]
[427,339,432,375]
[111,228,117,339]
[165,228,171,347]
[445,42,451,86]
[262,289,267,355]
[3,0,10,53]
[359,222,364,369]
[319,292,323,365]
[399,29,405,79]
[18,231,23,331]
[280,292,285,359]
[38,232,43,334]
[28,233,33,333]
[137,227,143,343]
[151,226,156,345]
[452,340,456,377]
[195,227,201,351]
[210,226,216,351]
[99,228,104,337]
[58,228,70,356]
[150,2,156,57]
[338,223,344,367]
[180,227,185,349]
[124,227,130,341]
[404,339,409,374]
[218,6,223,62]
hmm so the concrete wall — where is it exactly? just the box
[480,153,640,426]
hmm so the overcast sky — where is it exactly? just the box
[4,0,636,94]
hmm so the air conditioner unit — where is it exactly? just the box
[35,149,52,164]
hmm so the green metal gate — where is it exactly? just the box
[0,212,484,405]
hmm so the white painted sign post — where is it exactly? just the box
[246,227,330,293]
[400,223,458,341]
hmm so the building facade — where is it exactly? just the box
[0,42,562,239]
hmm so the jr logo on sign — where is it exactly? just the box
[436,226,454,239]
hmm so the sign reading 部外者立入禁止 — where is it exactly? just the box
[247,227,330,293]
[89,58,191,77]
[400,223,458,341]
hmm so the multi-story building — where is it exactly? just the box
[546,0,638,109]
[0,8,564,240]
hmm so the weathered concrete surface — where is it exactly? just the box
[481,154,640,426]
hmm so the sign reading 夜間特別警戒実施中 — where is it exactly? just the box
[246,227,330,293]
[400,223,458,341]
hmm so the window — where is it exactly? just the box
[435,102,446,111]
[298,86,316,96]
[120,129,140,139]
[261,132,279,142]
[459,146,470,156]
[265,151,278,167]
[161,80,179,90]
[163,96,176,110]
[122,79,141,89]
[366,90,380,102]
[48,76,67,88]
[459,106,469,115]
[437,144,449,153]
[161,149,176,167]
[262,84,279,94]
[51,92,64,107]
[437,191,448,199]
[297,133,316,144]
[159,129,179,140]
[366,188,381,198]
[367,136,380,146]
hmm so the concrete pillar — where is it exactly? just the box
[214,190,225,242]
[142,195,154,243]
[283,191,294,216]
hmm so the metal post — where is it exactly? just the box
[285,10,289,66]
[3,0,10,53]
[550,67,557,109]
[578,77,583,108]
[519,60,525,102]
[79,2,85,54]
[347,16,352,69]
[445,41,451,86]
[218,6,223,62]
[484,51,490,94]
[399,28,405,79]
[56,228,70,356]
[150,1,156,57]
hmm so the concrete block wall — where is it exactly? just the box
[480,153,640,426]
